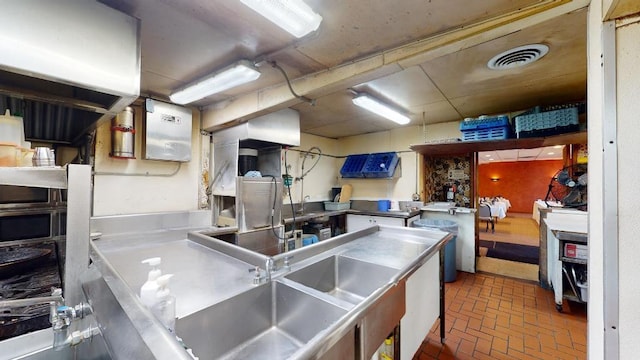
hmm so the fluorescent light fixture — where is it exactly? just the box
[240,0,322,38]
[352,93,411,125]
[169,60,261,104]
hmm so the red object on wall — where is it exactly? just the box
[478,160,563,213]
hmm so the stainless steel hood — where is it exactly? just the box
[0,0,140,145]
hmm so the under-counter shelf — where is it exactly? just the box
[0,167,68,189]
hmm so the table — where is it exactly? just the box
[481,202,507,219]
[533,200,562,224]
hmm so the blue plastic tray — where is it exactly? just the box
[461,126,511,141]
[459,115,510,131]
[340,154,368,178]
[362,152,399,178]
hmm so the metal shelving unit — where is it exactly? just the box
[0,165,90,305]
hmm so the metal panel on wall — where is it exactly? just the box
[143,100,192,162]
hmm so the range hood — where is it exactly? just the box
[0,0,140,145]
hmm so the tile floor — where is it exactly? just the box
[413,272,587,360]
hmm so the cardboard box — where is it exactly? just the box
[564,243,588,260]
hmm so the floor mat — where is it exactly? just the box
[479,240,539,265]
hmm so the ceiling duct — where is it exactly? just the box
[0,0,140,145]
[487,44,549,70]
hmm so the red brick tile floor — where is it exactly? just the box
[414,271,587,360]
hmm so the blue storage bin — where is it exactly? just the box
[412,219,458,282]
[340,154,368,178]
[461,126,511,141]
[362,152,399,178]
[515,107,579,138]
[459,115,510,131]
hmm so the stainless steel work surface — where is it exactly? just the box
[338,230,441,270]
[96,237,255,318]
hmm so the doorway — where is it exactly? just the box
[475,148,564,280]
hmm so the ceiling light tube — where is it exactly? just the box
[169,60,261,105]
[352,93,411,125]
[240,0,322,38]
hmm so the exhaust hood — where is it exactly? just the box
[0,0,140,145]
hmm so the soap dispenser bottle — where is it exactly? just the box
[152,274,176,333]
[140,257,162,309]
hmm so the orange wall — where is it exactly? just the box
[478,160,563,213]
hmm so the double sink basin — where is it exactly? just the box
[175,252,404,360]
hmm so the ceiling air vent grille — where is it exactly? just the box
[487,44,549,70]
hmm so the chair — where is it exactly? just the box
[479,204,495,233]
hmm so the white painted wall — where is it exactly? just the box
[286,132,340,203]
[92,106,201,216]
[614,15,640,359]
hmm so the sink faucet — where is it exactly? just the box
[0,288,98,351]
[297,195,311,215]
[250,258,275,285]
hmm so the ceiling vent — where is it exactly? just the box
[487,44,549,70]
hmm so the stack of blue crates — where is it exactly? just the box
[340,152,399,178]
[459,115,511,141]
[514,107,579,138]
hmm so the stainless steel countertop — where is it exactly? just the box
[91,222,451,359]
[94,231,257,319]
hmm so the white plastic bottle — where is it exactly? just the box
[140,257,162,309]
[152,274,176,333]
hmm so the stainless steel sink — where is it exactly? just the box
[285,255,398,305]
[175,281,350,360]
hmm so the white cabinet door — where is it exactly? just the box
[346,214,404,232]
[401,255,439,360]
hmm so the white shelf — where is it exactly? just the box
[0,167,68,189]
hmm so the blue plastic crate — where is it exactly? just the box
[515,108,579,137]
[340,154,368,178]
[461,126,511,141]
[362,152,399,178]
[459,115,510,131]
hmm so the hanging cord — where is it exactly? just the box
[267,175,288,240]
[268,61,316,106]
[280,149,297,239]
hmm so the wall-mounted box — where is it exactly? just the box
[143,100,192,162]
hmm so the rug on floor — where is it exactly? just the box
[479,240,539,265]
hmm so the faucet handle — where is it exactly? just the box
[249,266,263,285]
[283,255,294,271]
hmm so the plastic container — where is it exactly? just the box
[377,200,390,212]
[379,336,394,360]
[362,152,399,178]
[0,143,18,167]
[152,274,176,333]
[0,110,25,146]
[302,234,318,247]
[340,154,368,178]
[18,147,35,167]
[461,126,511,141]
[514,107,579,138]
[323,201,350,211]
[459,115,510,131]
[577,281,588,302]
[413,219,458,282]
[140,257,162,309]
